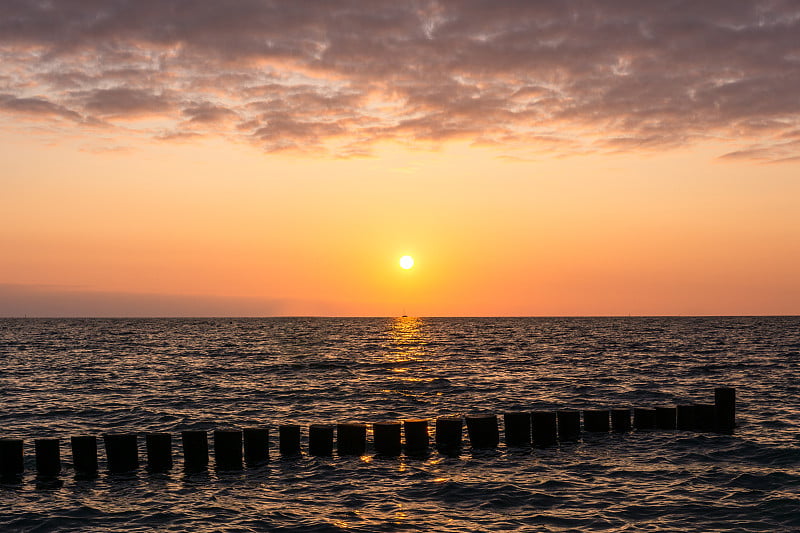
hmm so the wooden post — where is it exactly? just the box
[403,419,429,456]
[503,412,531,447]
[583,410,610,432]
[103,433,139,473]
[611,408,632,432]
[35,438,61,478]
[714,387,735,433]
[214,430,243,470]
[337,423,367,456]
[633,408,656,430]
[243,427,269,466]
[531,411,557,447]
[145,433,172,472]
[0,438,24,481]
[373,422,401,457]
[308,424,334,456]
[676,405,697,431]
[694,404,716,432]
[181,430,209,472]
[279,424,302,457]
[465,414,499,449]
[435,417,463,455]
[70,436,98,478]
[655,406,677,430]
[557,410,580,442]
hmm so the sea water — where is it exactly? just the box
[1,317,798,531]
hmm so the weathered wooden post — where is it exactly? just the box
[633,408,656,430]
[531,411,557,447]
[373,422,402,457]
[676,404,697,431]
[145,433,172,473]
[243,427,269,466]
[35,438,61,478]
[0,438,24,481]
[465,414,499,449]
[583,410,610,432]
[503,412,532,447]
[655,406,677,430]
[435,417,463,455]
[714,387,735,433]
[337,423,367,456]
[70,436,98,478]
[279,424,302,456]
[557,410,581,442]
[611,408,632,432]
[214,429,243,470]
[181,430,209,472]
[103,433,138,473]
[403,419,429,456]
[308,424,334,457]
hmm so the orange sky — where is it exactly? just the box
[1,2,799,316]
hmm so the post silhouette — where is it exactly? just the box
[70,436,98,477]
[611,408,632,432]
[145,433,172,472]
[0,439,24,481]
[583,410,610,433]
[465,414,499,449]
[435,416,463,455]
[103,434,138,473]
[403,419,429,456]
[503,412,532,447]
[243,427,269,466]
[557,410,581,442]
[714,387,735,433]
[373,422,402,457]
[214,430,243,470]
[337,423,367,456]
[35,438,61,478]
[531,411,557,447]
[308,424,334,456]
[655,406,677,430]
[279,424,302,456]
[181,430,209,472]
[633,408,656,430]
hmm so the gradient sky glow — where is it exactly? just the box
[2,1,799,316]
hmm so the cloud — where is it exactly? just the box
[0,0,799,160]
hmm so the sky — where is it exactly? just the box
[1,0,799,317]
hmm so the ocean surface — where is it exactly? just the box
[0,316,798,532]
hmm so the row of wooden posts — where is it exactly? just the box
[0,387,735,481]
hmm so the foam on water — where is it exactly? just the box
[1,317,799,531]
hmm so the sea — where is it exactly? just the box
[0,317,798,532]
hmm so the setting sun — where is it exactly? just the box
[399,256,415,270]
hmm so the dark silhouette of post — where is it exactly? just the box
[403,419,429,456]
[583,410,610,432]
[279,424,302,457]
[676,404,697,431]
[145,433,172,472]
[373,422,402,457]
[465,414,499,449]
[633,408,656,430]
[611,408,632,432]
[181,430,208,472]
[557,410,580,442]
[655,406,677,430]
[503,412,532,447]
[694,404,716,432]
[714,387,735,433]
[308,424,334,456]
[103,434,138,473]
[70,436,98,477]
[35,438,61,478]
[531,411,557,447]
[214,430,243,470]
[435,416,463,455]
[0,438,24,481]
[337,423,367,456]
[243,427,269,466]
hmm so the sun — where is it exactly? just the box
[399,255,414,269]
